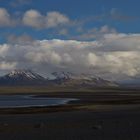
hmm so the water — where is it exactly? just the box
[0,95,76,108]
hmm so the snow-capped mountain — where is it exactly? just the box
[0,69,46,85]
[0,70,118,87]
[6,69,45,80]
[50,72,117,87]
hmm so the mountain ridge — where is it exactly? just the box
[0,69,118,87]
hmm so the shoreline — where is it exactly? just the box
[0,93,140,114]
[0,89,140,114]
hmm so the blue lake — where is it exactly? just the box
[0,95,76,108]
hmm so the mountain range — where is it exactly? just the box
[0,69,118,87]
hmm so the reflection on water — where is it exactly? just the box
[0,95,76,108]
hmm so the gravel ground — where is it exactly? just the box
[0,108,140,140]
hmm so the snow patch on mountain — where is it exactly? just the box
[6,69,45,80]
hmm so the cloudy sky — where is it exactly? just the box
[0,0,140,80]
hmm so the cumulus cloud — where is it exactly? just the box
[23,10,44,29]
[7,34,34,44]
[110,8,138,21]
[0,61,17,70]
[0,44,9,57]
[0,8,13,26]
[0,33,140,79]
[75,25,117,40]
[0,8,70,29]
[23,10,70,29]
[46,11,69,28]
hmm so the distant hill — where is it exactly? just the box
[0,69,46,85]
[0,69,118,87]
[50,72,118,88]
[119,78,140,88]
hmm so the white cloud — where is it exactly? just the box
[45,11,69,28]
[75,25,117,40]
[23,10,70,29]
[63,53,72,63]
[100,25,116,33]
[87,53,98,66]
[0,8,70,28]
[0,61,17,70]
[23,9,44,29]
[0,8,12,26]
[49,51,62,65]
[0,44,9,57]
[7,34,34,44]
[1,33,140,79]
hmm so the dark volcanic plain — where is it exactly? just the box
[0,87,140,140]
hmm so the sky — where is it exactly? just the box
[0,0,140,80]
